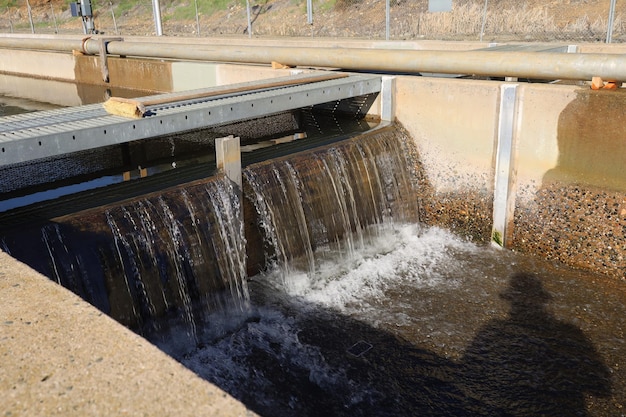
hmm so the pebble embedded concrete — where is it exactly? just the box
[0,251,256,417]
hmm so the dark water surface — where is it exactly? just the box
[0,96,58,116]
[159,224,625,417]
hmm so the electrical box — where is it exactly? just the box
[80,0,93,17]
[70,2,81,17]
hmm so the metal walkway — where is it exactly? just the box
[0,72,381,167]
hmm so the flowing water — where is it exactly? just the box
[169,224,624,417]
[1,174,249,341]
[165,127,623,417]
[1,114,624,416]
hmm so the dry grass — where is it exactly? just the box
[310,0,622,41]
[0,0,623,41]
[395,1,621,41]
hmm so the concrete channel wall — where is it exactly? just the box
[396,76,625,279]
[0,37,624,415]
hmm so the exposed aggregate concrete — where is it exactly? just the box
[513,182,625,280]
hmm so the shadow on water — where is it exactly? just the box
[460,272,612,416]
[170,270,612,417]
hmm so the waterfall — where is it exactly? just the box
[1,174,249,342]
[0,123,420,345]
[243,125,420,279]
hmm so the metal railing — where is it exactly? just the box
[1,0,623,43]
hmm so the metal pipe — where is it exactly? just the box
[2,36,626,82]
[0,37,84,52]
[103,40,626,81]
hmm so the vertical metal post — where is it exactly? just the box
[152,0,163,36]
[194,0,200,36]
[307,0,313,25]
[80,0,96,34]
[385,0,390,40]
[7,7,13,33]
[50,3,58,33]
[216,135,242,190]
[480,0,488,42]
[110,1,119,35]
[246,0,252,38]
[491,84,518,248]
[606,0,617,43]
[26,0,35,34]
[380,76,396,122]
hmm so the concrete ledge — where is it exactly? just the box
[0,251,254,417]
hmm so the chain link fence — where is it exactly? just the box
[1,0,624,43]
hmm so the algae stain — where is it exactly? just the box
[492,229,503,247]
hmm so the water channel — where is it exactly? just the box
[1,93,624,417]
[171,223,624,417]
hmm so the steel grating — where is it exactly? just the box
[0,73,381,167]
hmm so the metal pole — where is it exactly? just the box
[50,3,58,34]
[307,0,313,25]
[245,0,252,38]
[152,0,163,36]
[80,0,96,34]
[110,1,119,35]
[7,7,13,33]
[4,37,626,82]
[385,0,390,40]
[480,0,488,42]
[606,0,617,43]
[194,0,200,36]
[26,0,35,34]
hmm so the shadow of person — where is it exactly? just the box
[460,272,612,416]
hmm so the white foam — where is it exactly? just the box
[260,223,482,316]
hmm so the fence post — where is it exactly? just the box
[480,0,488,41]
[194,0,200,36]
[152,0,163,36]
[110,1,119,35]
[385,0,390,40]
[307,0,313,24]
[26,0,35,34]
[606,0,617,43]
[7,7,13,33]
[50,4,58,33]
[246,0,252,37]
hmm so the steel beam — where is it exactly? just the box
[0,73,381,167]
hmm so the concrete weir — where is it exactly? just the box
[1,35,625,415]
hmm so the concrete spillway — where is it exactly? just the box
[1,36,625,416]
